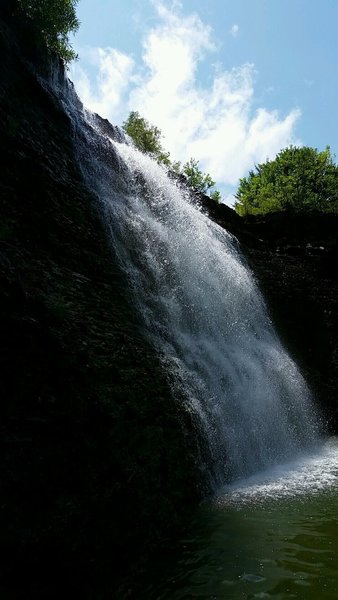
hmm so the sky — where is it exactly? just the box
[70,0,338,204]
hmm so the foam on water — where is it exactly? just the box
[218,437,338,505]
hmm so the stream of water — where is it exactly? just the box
[77,124,321,486]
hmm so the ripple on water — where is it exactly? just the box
[241,573,266,583]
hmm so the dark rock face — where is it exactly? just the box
[199,200,338,431]
[0,10,201,598]
[242,213,338,431]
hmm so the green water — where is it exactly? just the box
[143,438,338,599]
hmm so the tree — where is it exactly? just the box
[18,0,79,63]
[235,146,338,216]
[122,111,222,203]
[182,158,221,202]
[122,111,171,166]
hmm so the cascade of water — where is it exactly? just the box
[62,85,321,486]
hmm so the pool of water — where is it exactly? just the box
[141,437,338,599]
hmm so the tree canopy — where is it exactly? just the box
[122,111,221,202]
[181,158,221,202]
[235,146,338,216]
[18,0,79,63]
[122,111,171,166]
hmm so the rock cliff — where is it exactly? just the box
[0,7,200,598]
[201,198,338,430]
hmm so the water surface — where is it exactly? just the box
[143,438,338,599]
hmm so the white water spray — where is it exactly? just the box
[62,89,321,486]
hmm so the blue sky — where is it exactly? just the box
[70,0,338,203]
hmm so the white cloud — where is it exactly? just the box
[70,1,301,203]
[70,47,134,121]
[230,24,239,38]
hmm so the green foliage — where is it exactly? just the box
[123,112,222,202]
[182,158,220,201]
[182,158,213,193]
[235,146,338,216]
[210,190,222,203]
[122,111,171,165]
[18,0,80,63]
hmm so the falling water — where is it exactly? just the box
[58,80,321,486]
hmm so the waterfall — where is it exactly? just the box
[61,83,321,487]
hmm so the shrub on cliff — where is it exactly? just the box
[235,146,338,216]
[181,158,221,202]
[122,111,221,202]
[122,111,171,165]
[18,0,79,62]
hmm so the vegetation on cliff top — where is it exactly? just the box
[122,113,338,213]
[122,111,221,202]
[235,146,338,216]
[13,0,338,216]
[18,0,79,62]
[121,110,171,166]
[14,2,337,214]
